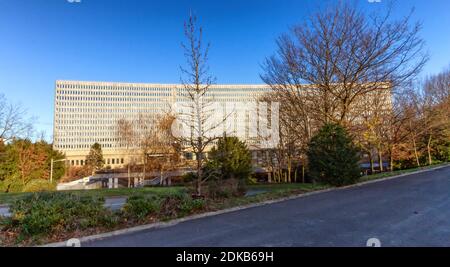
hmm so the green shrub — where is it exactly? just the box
[207,136,252,180]
[181,172,196,183]
[22,179,55,192]
[246,175,258,185]
[157,191,205,218]
[122,194,161,220]
[307,123,361,186]
[0,175,24,193]
[179,198,205,215]
[206,178,244,199]
[4,192,117,237]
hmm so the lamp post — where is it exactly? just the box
[50,158,67,183]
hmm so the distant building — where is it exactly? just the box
[53,80,392,169]
[53,80,274,167]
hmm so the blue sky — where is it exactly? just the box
[0,0,449,139]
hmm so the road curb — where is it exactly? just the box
[41,164,449,247]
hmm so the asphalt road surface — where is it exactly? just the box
[85,166,450,247]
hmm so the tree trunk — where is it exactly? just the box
[302,165,305,183]
[427,134,433,165]
[412,135,421,167]
[127,164,131,188]
[369,152,374,173]
[287,157,292,183]
[389,146,394,172]
[142,154,146,187]
[196,151,202,196]
[378,146,383,172]
[21,169,25,186]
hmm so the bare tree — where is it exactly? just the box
[404,70,450,166]
[116,118,136,187]
[259,93,305,183]
[141,114,181,185]
[261,2,428,126]
[423,67,450,106]
[0,94,33,142]
[383,95,413,171]
[353,88,393,172]
[421,69,450,164]
[177,14,228,196]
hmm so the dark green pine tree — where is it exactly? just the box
[85,142,105,174]
[307,123,361,186]
[206,136,252,180]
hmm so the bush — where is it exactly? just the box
[22,179,55,192]
[0,175,23,193]
[122,194,161,220]
[206,178,244,199]
[179,198,205,215]
[207,136,252,180]
[4,192,117,237]
[158,191,205,218]
[122,191,205,221]
[61,165,92,183]
[307,123,361,186]
[181,172,197,184]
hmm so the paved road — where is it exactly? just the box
[85,166,450,247]
[104,197,128,211]
[0,205,10,217]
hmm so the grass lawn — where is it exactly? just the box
[358,162,449,183]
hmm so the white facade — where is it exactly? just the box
[53,80,273,166]
[53,80,391,168]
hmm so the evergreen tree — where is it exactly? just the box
[307,123,361,186]
[206,136,252,180]
[85,143,104,173]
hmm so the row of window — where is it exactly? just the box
[57,93,170,99]
[55,119,137,124]
[177,87,271,92]
[69,150,266,167]
[58,84,173,91]
[56,101,168,107]
[56,107,163,113]
[58,143,115,149]
[56,113,158,119]
[70,158,124,166]
[57,84,270,92]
